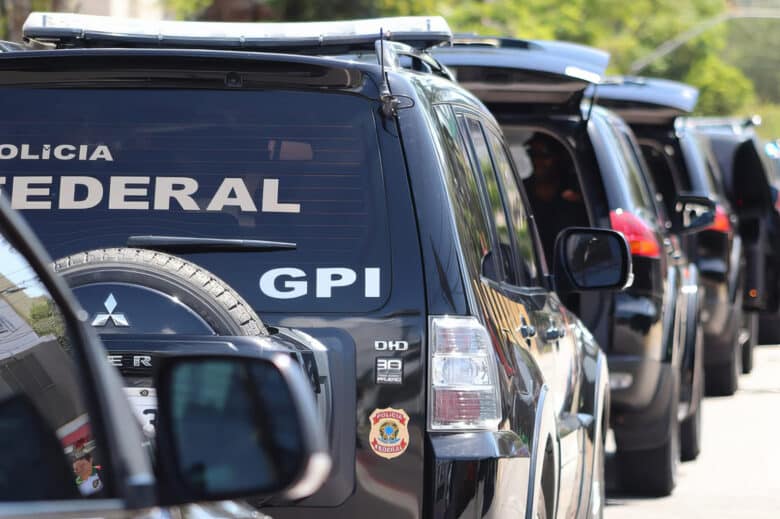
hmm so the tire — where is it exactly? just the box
[758,313,780,345]
[616,381,679,497]
[680,319,703,461]
[53,247,266,336]
[742,312,758,374]
[680,368,703,461]
[704,325,740,397]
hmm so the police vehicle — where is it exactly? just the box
[434,39,715,495]
[0,14,633,518]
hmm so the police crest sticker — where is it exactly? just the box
[369,408,410,459]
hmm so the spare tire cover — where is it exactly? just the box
[53,248,267,336]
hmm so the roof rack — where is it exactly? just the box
[22,12,452,52]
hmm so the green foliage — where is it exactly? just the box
[685,55,755,114]
[28,298,67,348]
[30,299,52,321]
[725,18,780,104]
[164,0,212,19]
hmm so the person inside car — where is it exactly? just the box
[523,133,588,259]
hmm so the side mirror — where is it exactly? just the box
[553,227,633,293]
[154,353,330,505]
[674,193,716,233]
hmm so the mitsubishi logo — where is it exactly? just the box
[92,293,129,327]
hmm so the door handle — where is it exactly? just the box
[543,327,564,341]
[518,324,536,338]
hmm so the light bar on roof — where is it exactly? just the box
[23,12,452,50]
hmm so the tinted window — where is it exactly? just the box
[640,142,681,219]
[595,116,656,218]
[432,106,497,283]
[0,233,109,500]
[683,134,723,198]
[0,89,390,314]
[462,118,517,284]
[485,130,539,283]
[613,127,657,216]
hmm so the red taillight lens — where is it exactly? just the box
[706,205,732,234]
[609,209,661,259]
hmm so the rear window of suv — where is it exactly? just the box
[0,88,391,314]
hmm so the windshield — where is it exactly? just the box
[0,88,391,314]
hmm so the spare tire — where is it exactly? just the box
[53,247,267,336]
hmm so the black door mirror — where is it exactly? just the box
[674,193,716,233]
[154,353,330,505]
[553,227,633,293]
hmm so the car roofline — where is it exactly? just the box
[0,47,388,92]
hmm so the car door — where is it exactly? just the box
[485,124,588,519]
[458,112,586,517]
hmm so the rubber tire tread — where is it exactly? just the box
[679,378,702,461]
[616,376,679,497]
[742,312,757,374]
[704,324,740,397]
[53,247,266,336]
[616,432,678,497]
[704,362,738,397]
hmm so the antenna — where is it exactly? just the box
[380,28,385,71]
[378,28,397,118]
[585,84,597,122]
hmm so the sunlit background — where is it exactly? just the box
[1,0,779,138]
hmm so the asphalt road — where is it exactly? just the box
[605,345,780,518]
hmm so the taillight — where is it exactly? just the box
[609,209,661,259]
[706,205,732,234]
[429,316,501,431]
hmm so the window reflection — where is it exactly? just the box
[0,235,107,500]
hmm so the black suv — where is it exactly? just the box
[0,13,633,519]
[435,37,713,495]
[689,117,780,346]
[596,78,751,394]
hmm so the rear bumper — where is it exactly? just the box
[608,356,677,452]
[700,278,740,367]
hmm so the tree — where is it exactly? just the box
[725,18,780,104]
[684,54,755,114]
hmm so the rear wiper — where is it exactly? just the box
[127,235,296,253]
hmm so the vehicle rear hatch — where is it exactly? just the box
[695,128,779,309]
[433,36,609,116]
[593,76,699,126]
[0,46,429,515]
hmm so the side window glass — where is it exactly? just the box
[610,125,657,218]
[431,105,498,284]
[0,234,110,501]
[620,130,668,223]
[485,130,539,284]
[462,118,519,285]
[640,143,679,220]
